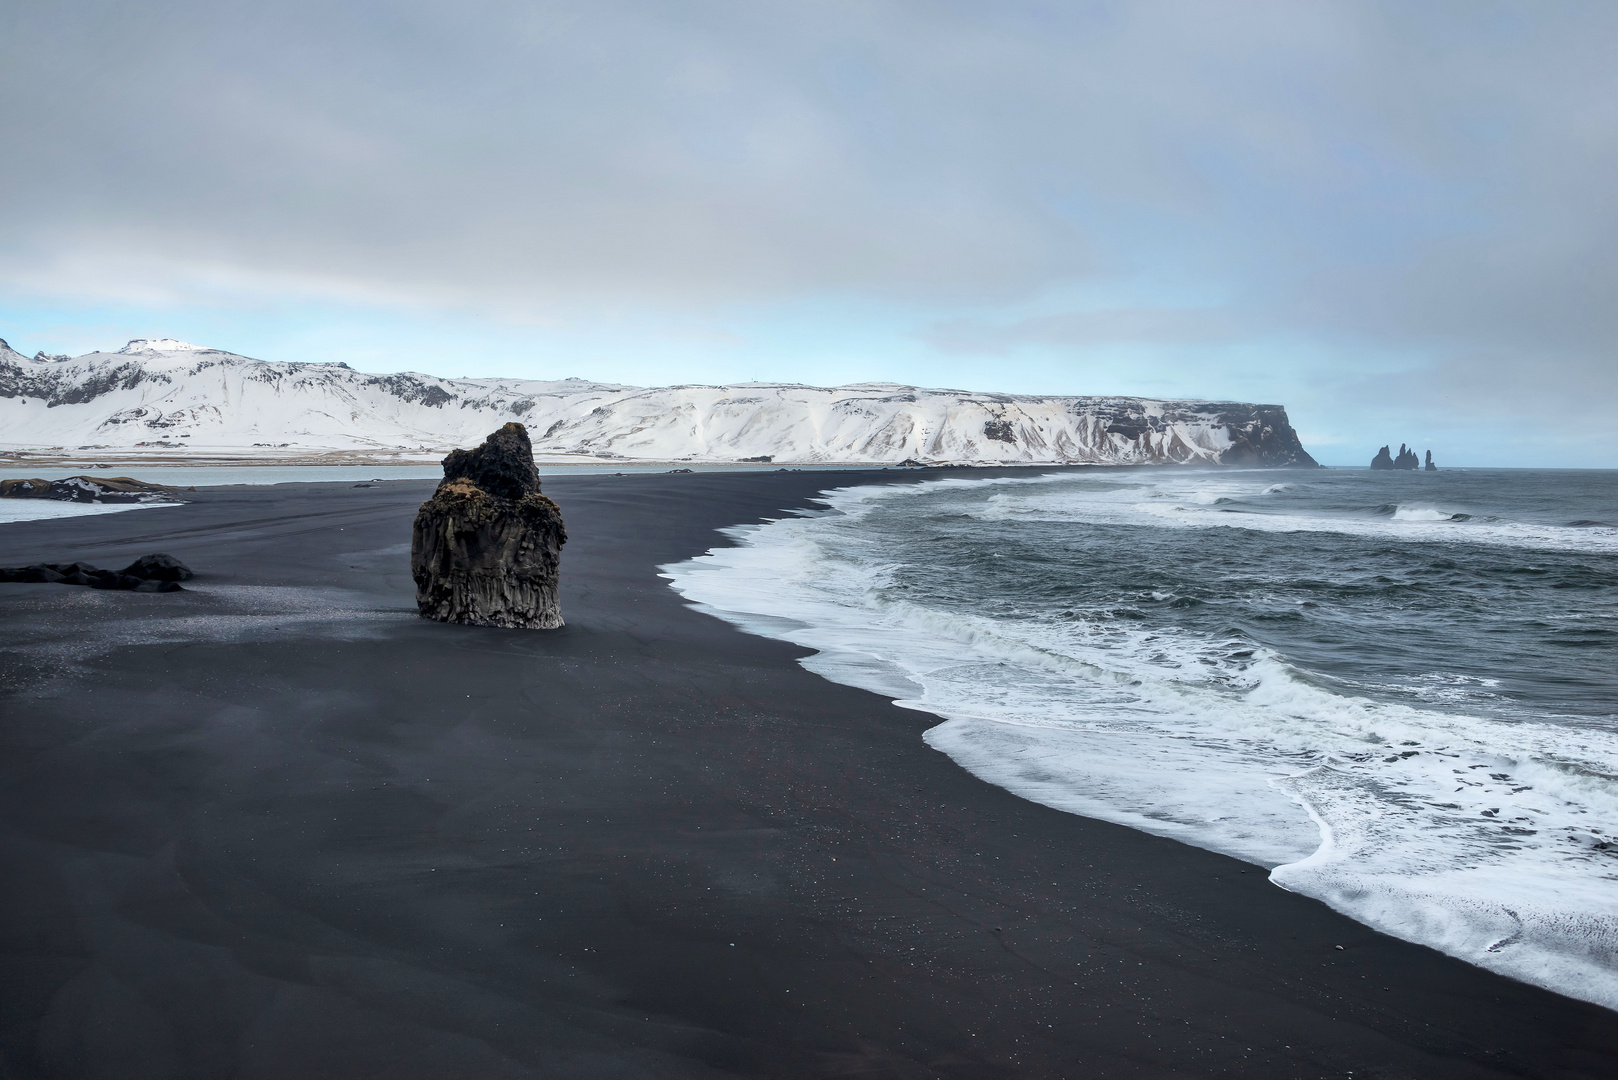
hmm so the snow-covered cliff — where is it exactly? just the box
[0,338,1317,466]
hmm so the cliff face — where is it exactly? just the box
[2,338,1319,466]
[410,424,567,630]
[1198,404,1316,467]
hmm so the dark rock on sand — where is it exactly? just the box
[0,553,190,591]
[411,423,567,629]
[121,552,193,581]
[0,475,180,503]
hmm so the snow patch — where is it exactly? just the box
[117,338,207,354]
[4,340,1314,466]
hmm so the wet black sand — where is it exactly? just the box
[1,470,1614,1079]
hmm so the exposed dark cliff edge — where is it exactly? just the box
[0,552,191,591]
[1095,401,1318,466]
[410,423,567,629]
[1370,444,1425,470]
[0,475,180,503]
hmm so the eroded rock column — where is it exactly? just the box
[410,423,567,629]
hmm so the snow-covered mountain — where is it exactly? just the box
[0,338,1317,466]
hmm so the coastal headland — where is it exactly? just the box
[1,470,1612,1078]
[1,338,1318,469]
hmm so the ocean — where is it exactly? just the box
[663,466,1618,1010]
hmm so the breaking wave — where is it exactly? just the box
[663,467,1618,1010]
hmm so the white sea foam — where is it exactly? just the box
[956,470,1618,553]
[1389,503,1457,522]
[662,471,1618,1010]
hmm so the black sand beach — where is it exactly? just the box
[2,470,1614,1079]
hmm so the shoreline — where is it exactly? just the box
[0,452,896,471]
[1,470,1614,1077]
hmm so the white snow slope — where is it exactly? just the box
[1,338,1316,466]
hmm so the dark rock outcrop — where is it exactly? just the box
[1210,406,1319,467]
[121,553,193,581]
[1093,402,1318,466]
[0,553,191,592]
[0,475,179,503]
[1425,450,1437,471]
[1370,444,1422,470]
[410,423,567,629]
[983,418,1017,444]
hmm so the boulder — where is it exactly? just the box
[0,553,190,591]
[121,553,194,581]
[410,423,567,629]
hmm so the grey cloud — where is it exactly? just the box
[0,1,1085,304]
[1,0,1616,436]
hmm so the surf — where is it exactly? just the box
[663,466,1618,1010]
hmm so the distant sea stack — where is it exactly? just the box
[1425,450,1436,471]
[1371,444,1423,470]
[410,423,568,629]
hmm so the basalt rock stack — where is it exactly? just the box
[410,423,567,629]
[1371,444,1423,470]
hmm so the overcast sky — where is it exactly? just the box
[3,1,1615,465]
